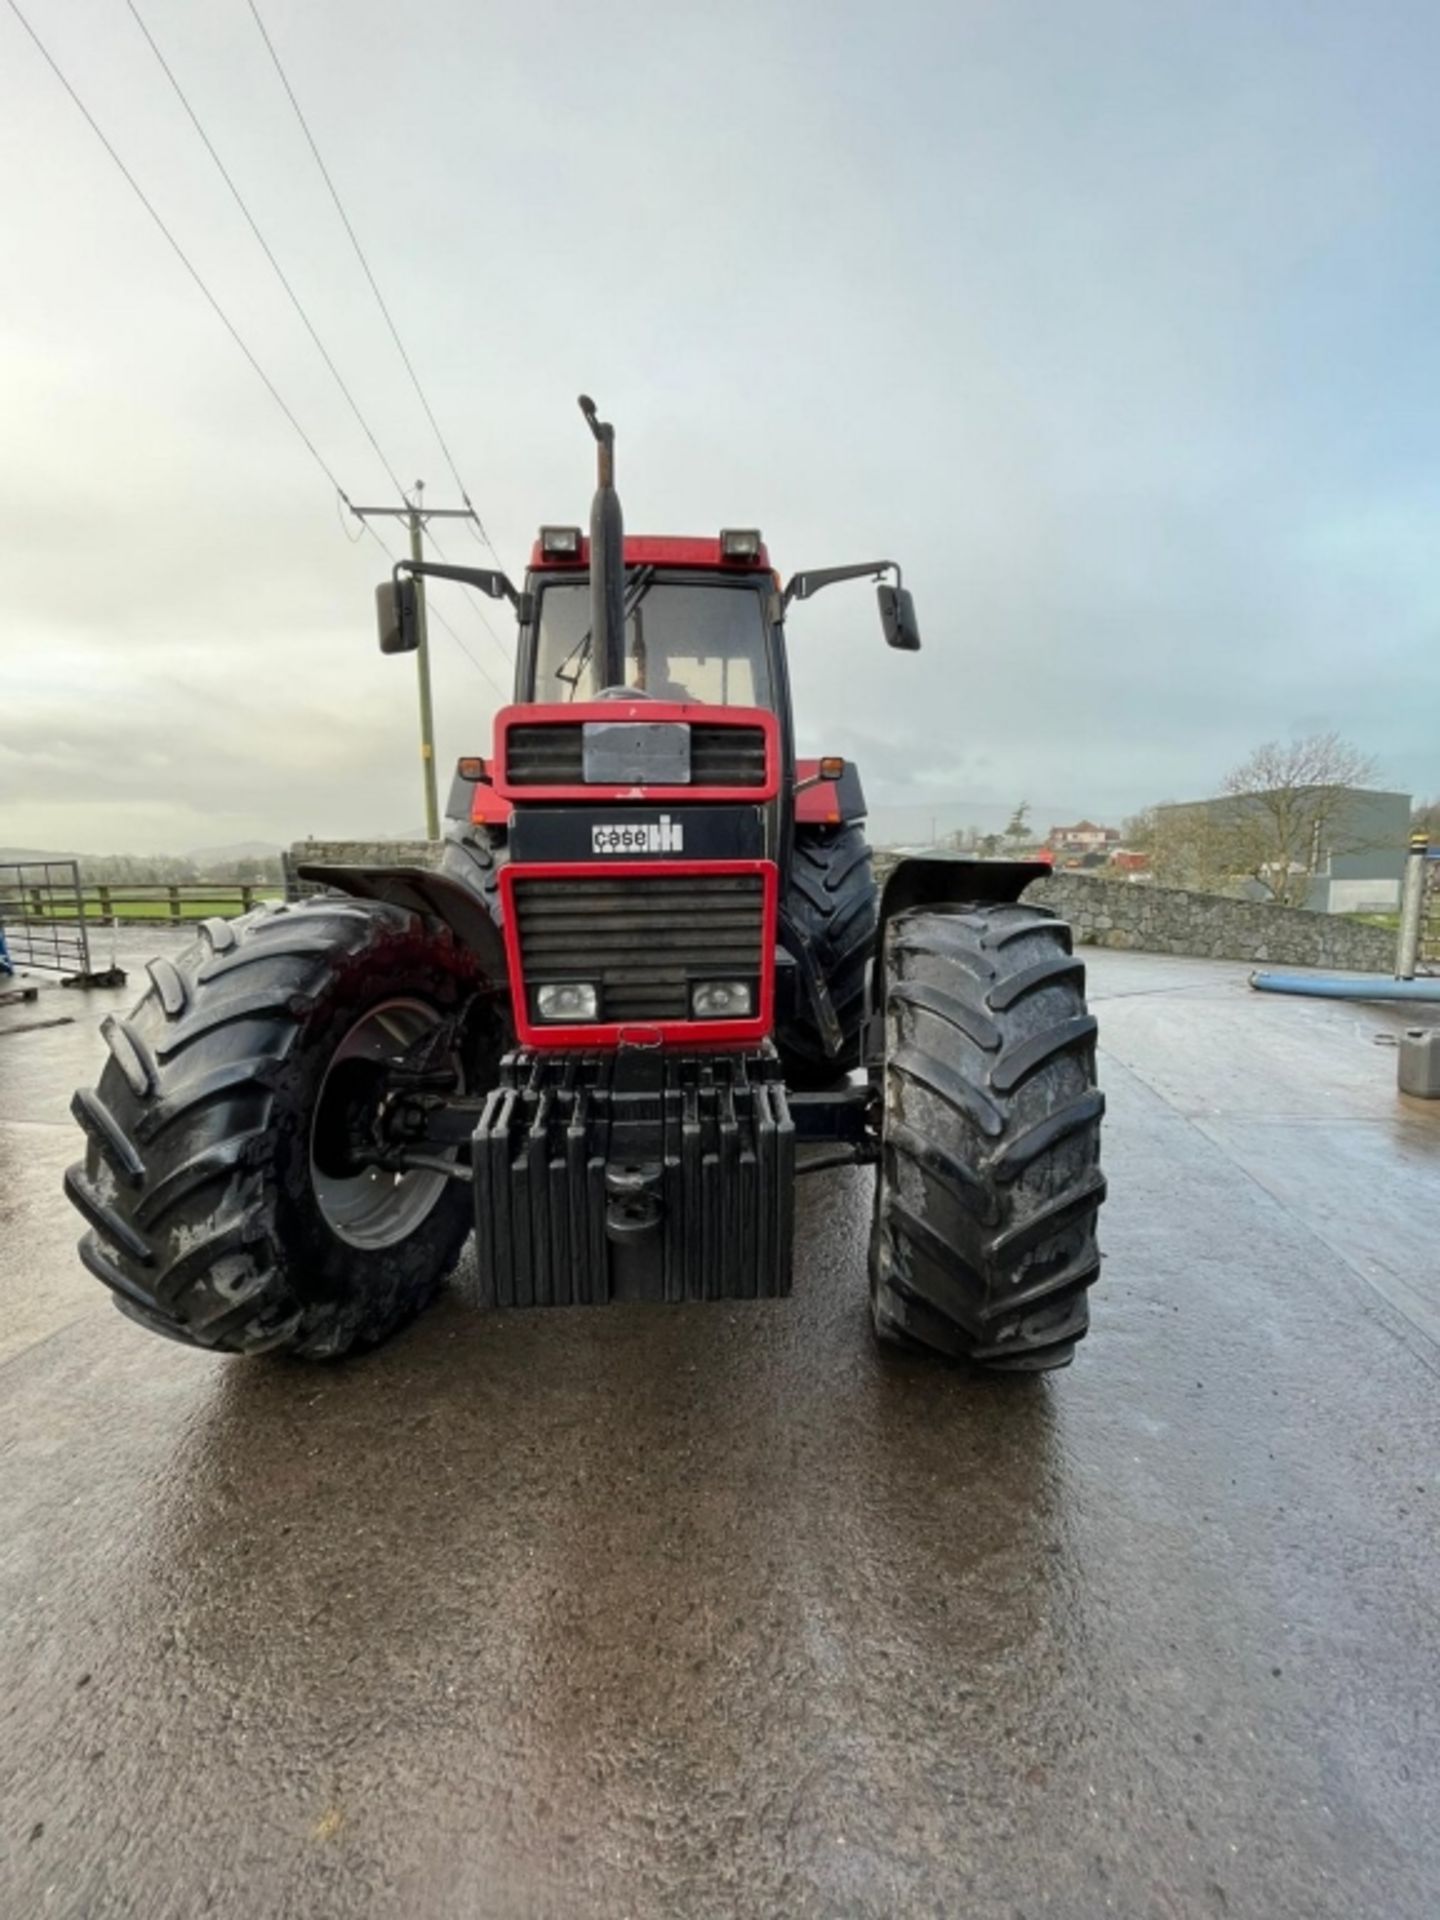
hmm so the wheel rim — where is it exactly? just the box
[309,998,460,1251]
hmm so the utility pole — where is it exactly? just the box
[350,481,481,841]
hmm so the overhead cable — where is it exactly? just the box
[5,0,352,506]
[246,0,502,560]
[125,0,410,501]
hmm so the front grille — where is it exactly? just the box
[690,725,767,786]
[504,721,767,787]
[506,724,584,784]
[512,872,766,1022]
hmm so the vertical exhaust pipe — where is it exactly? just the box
[579,394,626,690]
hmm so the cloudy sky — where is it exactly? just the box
[3,0,1437,853]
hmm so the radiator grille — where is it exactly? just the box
[689,725,767,786]
[512,872,766,1022]
[505,724,584,784]
[504,721,767,787]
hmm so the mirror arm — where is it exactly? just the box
[782,560,900,608]
[396,558,522,610]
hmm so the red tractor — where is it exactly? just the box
[65,401,1105,1369]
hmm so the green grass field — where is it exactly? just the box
[11,893,283,923]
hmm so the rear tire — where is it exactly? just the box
[777,822,879,1088]
[64,900,498,1359]
[439,817,506,925]
[870,901,1105,1371]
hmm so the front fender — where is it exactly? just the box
[296,864,509,985]
[867,855,1051,1049]
[878,854,1047,934]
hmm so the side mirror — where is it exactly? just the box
[376,577,419,655]
[878,583,921,651]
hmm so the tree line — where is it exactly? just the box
[1122,734,1425,907]
[70,853,285,887]
[937,733,1432,908]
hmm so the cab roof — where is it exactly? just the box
[528,534,771,573]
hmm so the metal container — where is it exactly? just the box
[1398,1026,1440,1098]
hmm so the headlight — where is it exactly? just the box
[691,979,753,1018]
[535,982,598,1021]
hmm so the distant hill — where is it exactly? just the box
[5,842,286,864]
[185,841,283,864]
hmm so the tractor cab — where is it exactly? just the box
[523,533,778,711]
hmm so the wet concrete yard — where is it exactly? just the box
[2,937,1438,1917]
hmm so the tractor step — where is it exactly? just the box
[472,1048,795,1307]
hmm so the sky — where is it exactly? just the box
[2,0,1437,854]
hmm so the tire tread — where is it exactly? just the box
[776,822,879,1082]
[66,898,479,1359]
[871,900,1105,1370]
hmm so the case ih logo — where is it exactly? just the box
[591,817,684,856]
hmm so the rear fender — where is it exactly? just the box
[444,766,510,828]
[794,758,867,826]
[296,864,509,984]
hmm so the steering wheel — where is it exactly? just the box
[593,685,659,701]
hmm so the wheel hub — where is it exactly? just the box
[309,999,462,1251]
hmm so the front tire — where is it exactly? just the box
[870,901,1105,1370]
[64,899,497,1359]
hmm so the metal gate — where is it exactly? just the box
[0,861,125,986]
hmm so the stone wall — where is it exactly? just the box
[293,840,1396,972]
[288,839,438,874]
[873,857,1395,971]
[1023,871,1395,970]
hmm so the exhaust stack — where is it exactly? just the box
[579,394,625,690]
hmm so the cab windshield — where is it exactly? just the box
[533,576,773,707]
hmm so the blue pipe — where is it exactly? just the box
[1249,971,1440,1002]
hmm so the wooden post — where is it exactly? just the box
[168,886,182,922]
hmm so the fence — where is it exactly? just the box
[0,860,116,984]
[4,880,279,925]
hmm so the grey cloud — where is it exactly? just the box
[3,0,1437,853]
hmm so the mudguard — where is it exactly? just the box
[296,864,509,984]
[867,854,1051,1047]
[877,855,1048,941]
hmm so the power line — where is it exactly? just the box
[413,587,511,705]
[5,0,507,829]
[4,0,352,506]
[8,0,507,708]
[246,0,502,562]
[124,0,410,502]
[424,523,515,666]
[358,517,509,704]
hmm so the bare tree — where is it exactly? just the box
[1413,797,1440,844]
[1120,808,1157,851]
[1145,800,1257,895]
[1220,732,1378,907]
